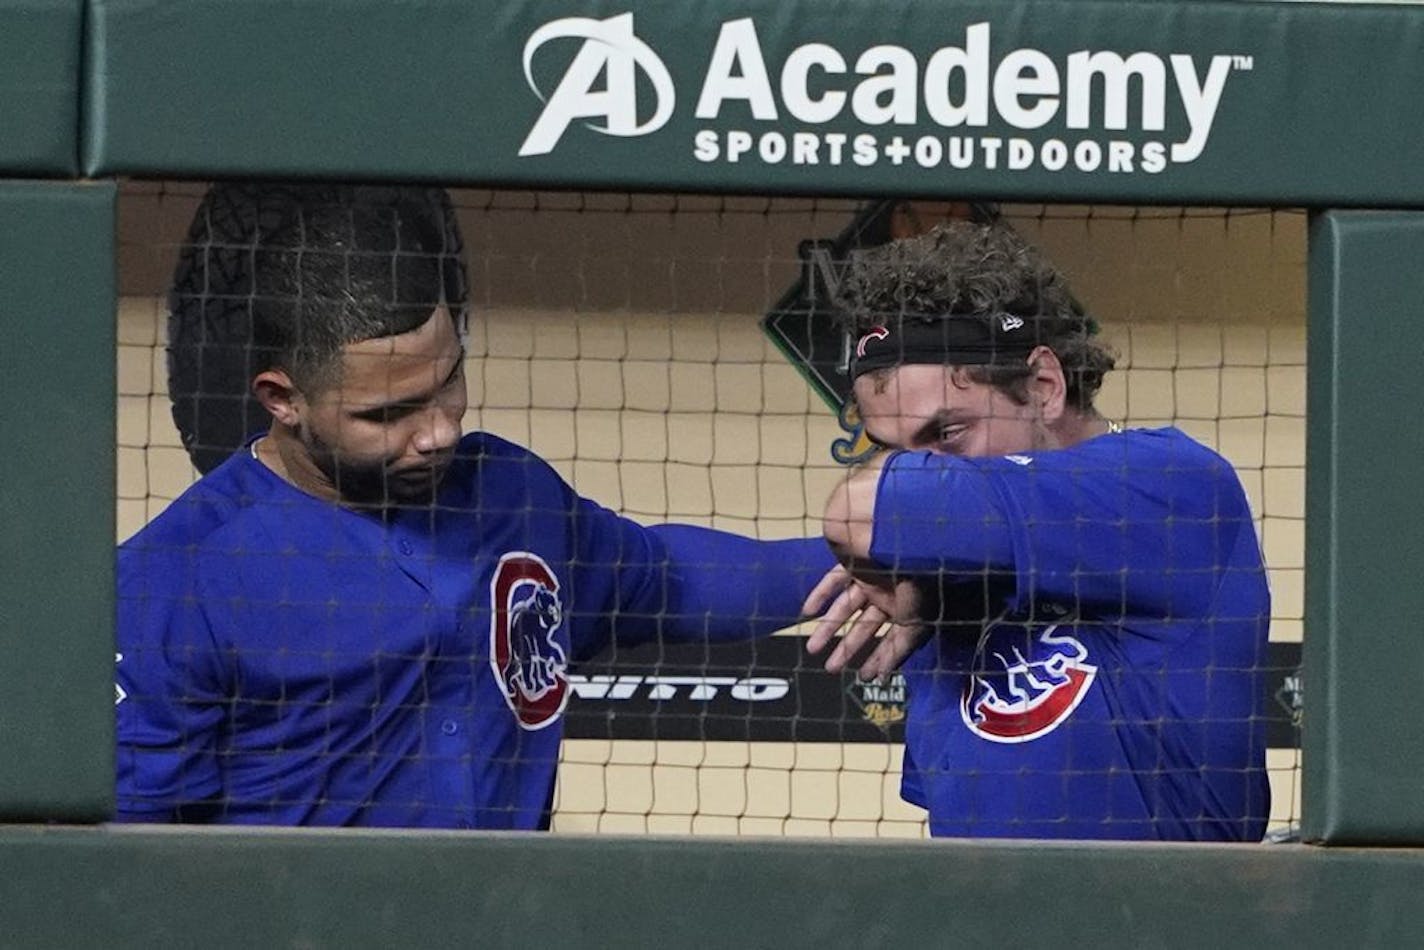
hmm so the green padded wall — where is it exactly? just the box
[0,1,82,174]
[83,0,1424,205]
[0,828,1421,948]
[0,181,116,820]
[1304,212,1424,844]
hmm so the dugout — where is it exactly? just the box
[3,0,1424,945]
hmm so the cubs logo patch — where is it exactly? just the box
[960,625,1097,743]
[489,552,570,730]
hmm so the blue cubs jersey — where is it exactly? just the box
[870,427,1271,841]
[116,432,831,828]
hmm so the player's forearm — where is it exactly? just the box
[823,455,885,564]
[649,525,835,641]
[862,450,1015,576]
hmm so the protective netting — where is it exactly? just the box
[116,183,1303,837]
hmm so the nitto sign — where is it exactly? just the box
[519,13,1254,174]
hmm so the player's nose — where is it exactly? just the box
[413,404,461,455]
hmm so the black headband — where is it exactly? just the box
[849,314,1076,379]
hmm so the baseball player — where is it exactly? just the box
[116,183,835,828]
[805,221,1271,840]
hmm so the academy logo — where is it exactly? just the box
[519,13,675,157]
[489,552,570,730]
[520,14,1254,174]
[961,625,1097,743]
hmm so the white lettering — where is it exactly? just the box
[568,674,792,702]
[948,136,973,169]
[792,131,819,163]
[726,129,753,162]
[1108,139,1134,171]
[644,676,739,700]
[693,129,719,161]
[758,131,788,163]
[696,18,778,120]
[852,46,918,124]
[782,43,847,123]
[1041,138,1068,170]
[1170,54,1233,162]
[914,135,942,167]
[527,17,1249,170]
[853,133,878,165]
[1141,140,1168,173]
[1074,139,1102,171]
[1007,137,1035,169]
[993,49,1059,129]
[1066,51,1166,131]
[980,135,1003,168]
[730,678,791,702]
[923,22,990,127]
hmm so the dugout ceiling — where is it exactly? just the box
[79,0,1424,206]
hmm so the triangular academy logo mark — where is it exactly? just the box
[519,13,676,157]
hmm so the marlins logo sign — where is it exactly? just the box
[489,552,571,730]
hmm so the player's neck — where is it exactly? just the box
[1047,409,1118,449]
[253,425,343,505]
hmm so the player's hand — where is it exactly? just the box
[803,566,929,680]
[803,564,888,674]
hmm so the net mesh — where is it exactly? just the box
[116,182,1304,837]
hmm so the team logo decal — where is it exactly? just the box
[960,625,1097,743]
[519,13,675,157]
[854,325,889,358]
[489,552,570,730]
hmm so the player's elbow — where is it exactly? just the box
[822,467,879,561]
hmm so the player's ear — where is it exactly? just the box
[252,369,303,427]
[1026,345,1067,424]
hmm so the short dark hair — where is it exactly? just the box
[837,221,1115,411]
[170,182,467,394]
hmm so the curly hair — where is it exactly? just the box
[837,221,1116,411]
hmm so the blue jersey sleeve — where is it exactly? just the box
[115,545,229,821]
[649,524,834,636]
[566,494,833,656]
[868,428,1258,624]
